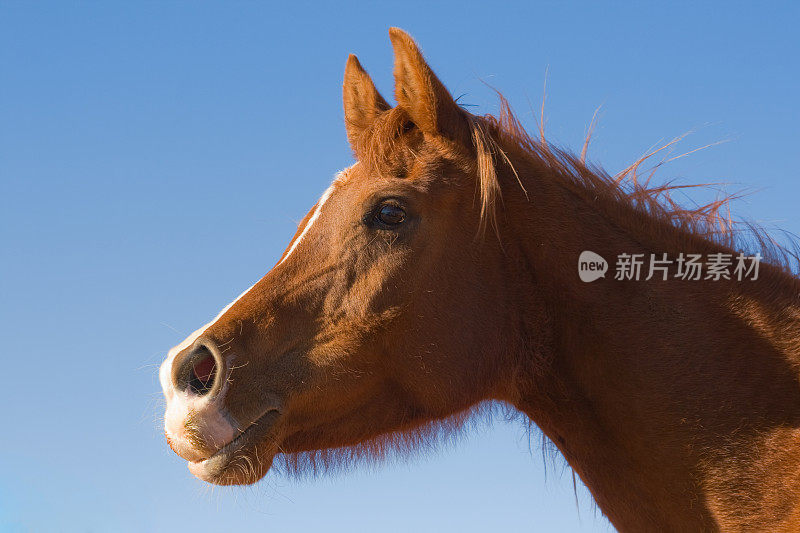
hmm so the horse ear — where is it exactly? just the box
[389,27,470,144]
[343,54,390,157]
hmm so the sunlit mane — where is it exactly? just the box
[474,95,800,275]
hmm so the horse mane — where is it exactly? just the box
[475,95,800,275]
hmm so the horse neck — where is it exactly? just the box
[496,152,800,531]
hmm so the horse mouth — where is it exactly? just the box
[187,408,281,485]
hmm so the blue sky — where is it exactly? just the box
[1,2,798,531]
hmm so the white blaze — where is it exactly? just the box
[277,167,350,266]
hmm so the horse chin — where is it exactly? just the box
[187,409,282,486]
[188,451,275,485]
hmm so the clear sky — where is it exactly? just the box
[1,2,798,532]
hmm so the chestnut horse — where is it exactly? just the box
[159,28,800,531]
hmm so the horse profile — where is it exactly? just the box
[159,28,800,531]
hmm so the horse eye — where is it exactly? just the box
[375,203,406,226]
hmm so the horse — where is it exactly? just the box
[159,28,800,531]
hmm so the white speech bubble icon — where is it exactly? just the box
[578,251,608,282]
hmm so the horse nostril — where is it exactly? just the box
[190,351,217,395]
[173,340,223,397]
